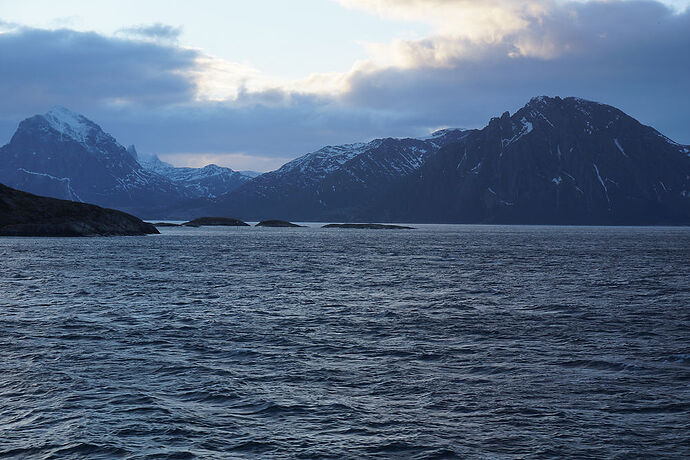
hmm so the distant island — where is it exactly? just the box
[181,217,249,227]
[256,220,304,227]
[323,223,414,230]
[0,183,158,236]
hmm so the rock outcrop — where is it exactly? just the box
[256,220,304,227]
[0,183,159,236]
[181,217,249,227]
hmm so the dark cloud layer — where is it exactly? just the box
[0,1,688,171]
[0,27,198,118]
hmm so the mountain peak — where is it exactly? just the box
[126,144,138,159]
[424,128,466,139]
[41,106,100,143]
[525,95,608,110]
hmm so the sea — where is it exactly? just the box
[1,225,689,459]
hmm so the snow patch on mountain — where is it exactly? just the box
[17,168,83,201]
[502,118,533,149]
[137,153,177,176]
[420,128,463,141]
[287,142,379,178]
[592,163,610,208]
[613,138,628,158]
[42,106,101,144]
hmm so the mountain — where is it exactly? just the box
[211,129,469,220]
[212,96,689,224]
[0,183,158,236]
[128,146,253,199]
[0,106,184,217]
[0,107,254,218]
[2,98,688,224]
[375,96,690,224]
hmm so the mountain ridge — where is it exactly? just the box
[0,97,687,224]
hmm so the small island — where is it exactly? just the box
[0,183,159,236]
[152,222,181,227]
[322,223,414,230]
[256,220,304,227]
[182,217,249,227]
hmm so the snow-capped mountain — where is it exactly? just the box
[375,96,690,224]
[212,129,468,220]
[128,146,253,199]
[0,107,185,216]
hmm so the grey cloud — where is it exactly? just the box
[97,95,422,163]
[0,27,199,123]
[116,23,183,42]
[0,18,20,30]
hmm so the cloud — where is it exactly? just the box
[0,18,20,31]
[338,0,549,45]
[0,27,199,117]
[342,1,690,140]
[339,0,688,65]
[116,23,183,42]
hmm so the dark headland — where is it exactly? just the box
[322,223,414,230]
[256,220,304,227]
[0,183,159,236]
[182,217,249,227]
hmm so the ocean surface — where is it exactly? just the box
[1,225,689,459]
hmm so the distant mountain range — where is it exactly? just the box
[128,145,253,199]
[213,128,470,221]
[0,98,688,224]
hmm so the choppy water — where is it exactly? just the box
[1,225,689,459]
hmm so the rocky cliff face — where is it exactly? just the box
[0,183,159,236]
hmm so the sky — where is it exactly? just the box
[0,0,689,171]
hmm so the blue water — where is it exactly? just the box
[1,225,689,459]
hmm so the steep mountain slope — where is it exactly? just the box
[378,96,690,224]
[129,146,253,199]
[0,107,183,216]
[213,129,468,220]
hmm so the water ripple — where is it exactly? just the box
[1,225,689,458]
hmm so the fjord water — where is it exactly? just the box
[1,225,689,459]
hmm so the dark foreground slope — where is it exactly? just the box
[0,183,159,236]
